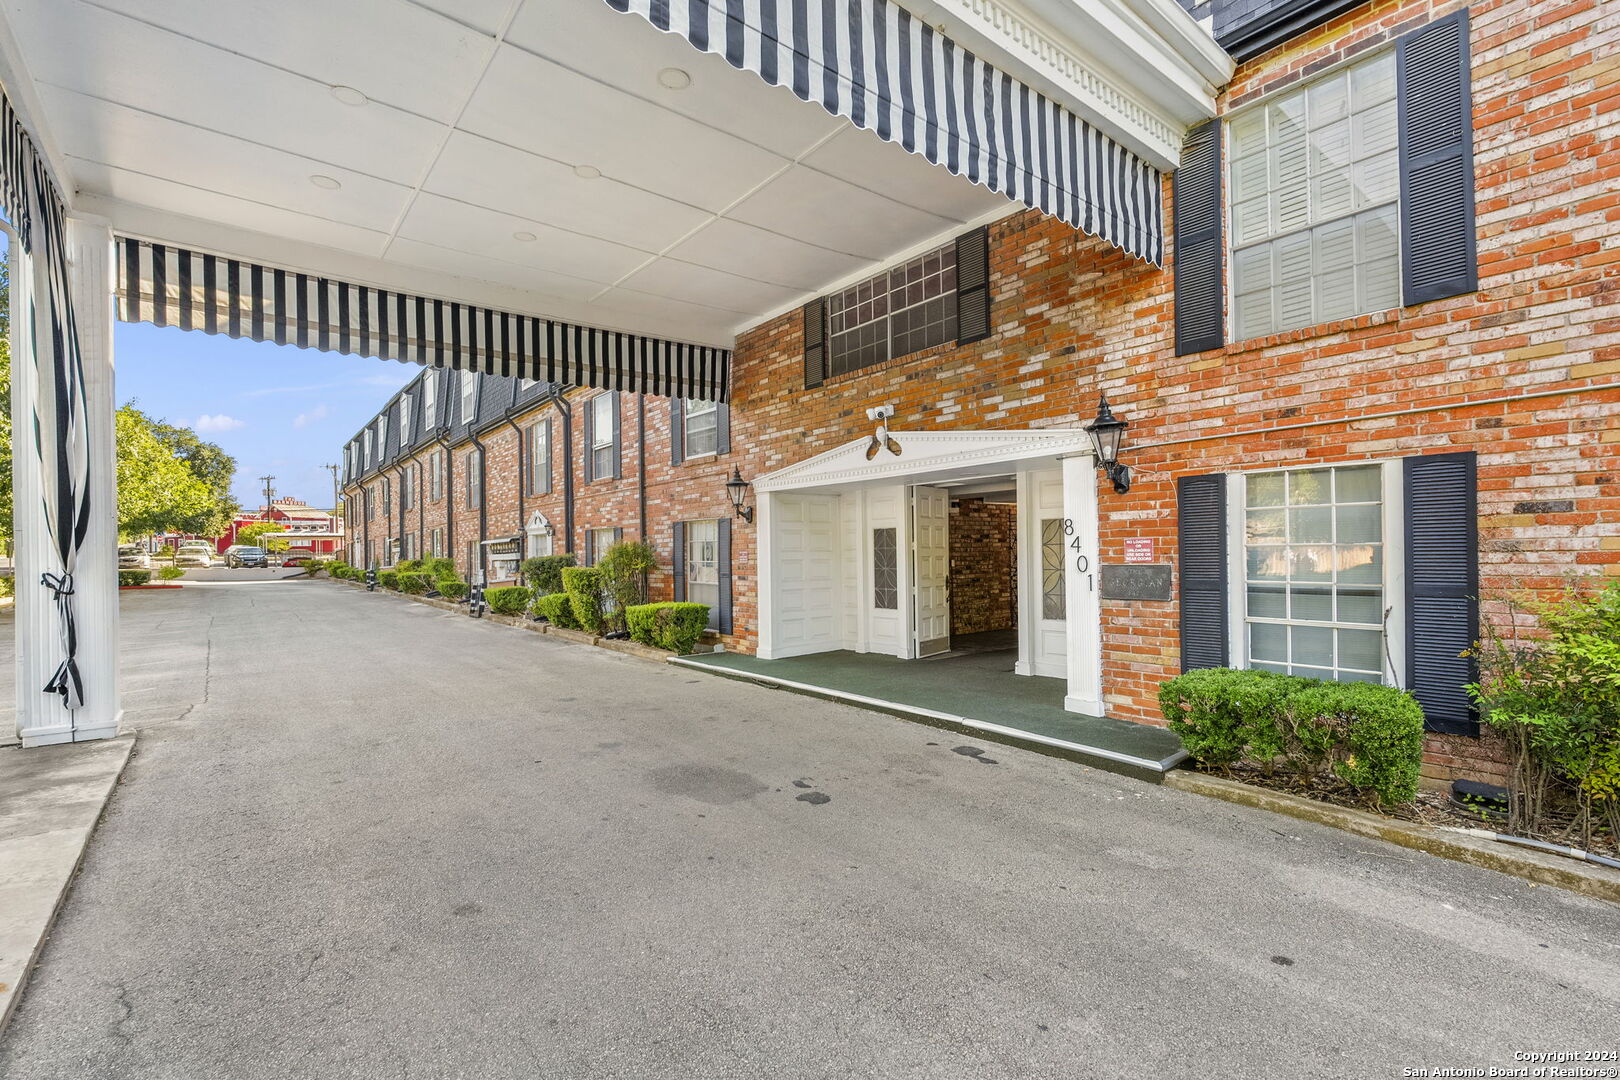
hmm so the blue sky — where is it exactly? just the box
[115,322,414,512]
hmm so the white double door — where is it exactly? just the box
[910,485,951,658]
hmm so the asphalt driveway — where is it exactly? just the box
[0,577,1615,1079]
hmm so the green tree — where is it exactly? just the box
[151,419,239,536]
[116,404,215,539]
[233,520,285,547]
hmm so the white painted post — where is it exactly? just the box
[755,493,775,659]
[1062,454,1105,717]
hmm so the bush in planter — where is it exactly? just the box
[561,566,606,634]
[156,565,186,581]
[1158,668,1307,769]
[1292,681,1425,807]
[423,557,456,579]
[486,585,533,616]
[437,580,468,600]
[397,572,432,595]
[396,558,422,573]
[378,570,400,590]
[596,541,658,632]
[625,602,711,654]
[534,591,580,629]
[118,569,152,586]
[521,554,576,595]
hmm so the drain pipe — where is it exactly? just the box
[416,452,426,563]
[550,390,575,554]
[466,425,490,582]
[433,427,454,562]
[502,408,527,578]
[1453,828,1620,871]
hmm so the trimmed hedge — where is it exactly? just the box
[396,558,423,573]
[423,557,456,579]
[486,585,533,616]
[437,580,468,600]
[378,570,400,590]
[521,554,576,595]
[397,572,432,595]
[118,570,152,586]
[561,566,606,634]
[626,602,711,655]
[534,591,579,629]
[1159,668,1424,806]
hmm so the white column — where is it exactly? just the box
[12,217,121,745]
[755,492,775,658]
[1062,454,1105,716]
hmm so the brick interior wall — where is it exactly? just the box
[948,499,1017,635]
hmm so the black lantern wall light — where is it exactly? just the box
[1084,394,1131,494]
[725,467,754,523]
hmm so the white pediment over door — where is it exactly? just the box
[753,430,1095,493]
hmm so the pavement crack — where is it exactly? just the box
[109,981,136,1046]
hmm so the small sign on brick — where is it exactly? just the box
[1124,538,1155,564]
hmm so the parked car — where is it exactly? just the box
[175,543,215,568]
[226,546,268,568]
[117,543,151,570]
[277,551,314,567]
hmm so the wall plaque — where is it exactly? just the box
[1100,563,1173,601]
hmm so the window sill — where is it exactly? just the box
[680,451,719,464]
[1217,306,1405,357]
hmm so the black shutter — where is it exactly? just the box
[671,399,685,465]
[717,517,733,634]
[582,398,594,484]
[716,402,731,456]
[803,298,826,388]
[1405,451,1479,735]
[1173,121,1224,356]
[672,521,686,601]
[1398,10,1477,306]
[1177,474,1229,671]
[955,226,991,345]
[610,392,622,480]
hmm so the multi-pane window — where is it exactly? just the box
[466,540,480,581]
[685,520,721,629]
[1041,519,1066,621]
[385,538,399,566]
[400,464,415,511]
[465,449,482,509]
[378,415,389,455]
[586,527,617,566]
[382,476,391,509]
[526,422,550,496]
[430,451,444,501]
[1229,50,1399,341]
[460,370,477,423]
[422,370,436,429]
[828,243,957,376]
[1244,465,1385,683]
[683,399,718,458]
[872,528,898,609]
[399,393,411,438]
[363,430,373,470]
[430,527,444,558]
[591,394,615,479]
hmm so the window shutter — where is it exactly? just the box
[610,392,622,480]
[1397,10,1477,306]
[671,399,685,465]
[613,527,623,545]
[582,399,594,484]
[955,226,991,345]
[803,298,826,389]
[1177,474,1229,671]
[717,517,733,634]
[1404,451,1479,735]
[1173,121,1224,356]
[672,522,686,601]
[716,402,731,456]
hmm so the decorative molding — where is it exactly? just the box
[755,429,1095,492]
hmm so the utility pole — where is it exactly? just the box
[322,463,341,538]
[258,474,275,518]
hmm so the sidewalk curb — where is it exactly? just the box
[1163,770,1620,904]
[0,734,137,1037]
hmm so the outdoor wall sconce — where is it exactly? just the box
[725,467,755,523]
[1084,394,1131,494]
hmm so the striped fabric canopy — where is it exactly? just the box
[115,237,732,402]
[606,0,1165,265]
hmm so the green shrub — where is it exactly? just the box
[521,554,576,595]
[118,570,152,586]
[397,572,432,595]
[486,585,534,616]
[1293,681,1424,806]
[625,602,711,654]
[378,570,400,590]
[424,557,457,580]
[0,576,13,599]
[396,558,422,573]
[562,566,606,634]
[156,565,186,581]
[1158,668,1307,769]
[534,591,580,629]
[596,541,658,632]
[437,580,468,600]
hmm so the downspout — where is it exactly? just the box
[467,425,489,582]
[416,452,426,563]
[502,409,526,548]
[550,390,575,555]
[433,427,454,562]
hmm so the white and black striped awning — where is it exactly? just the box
[114,237,731,401]
[606,0,1164,265]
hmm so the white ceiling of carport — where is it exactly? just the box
[7,0,1017,346]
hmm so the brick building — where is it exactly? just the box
[337,0,1617,788]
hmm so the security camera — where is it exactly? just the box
[866,404,895,422]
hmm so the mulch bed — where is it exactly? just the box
[1201,762,1619,859]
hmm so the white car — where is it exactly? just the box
[175,543,215,568]
[117,543,151,569]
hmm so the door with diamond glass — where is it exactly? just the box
[911,485,951,658]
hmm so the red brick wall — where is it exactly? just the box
[948,499,1018,635]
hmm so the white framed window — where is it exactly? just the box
[430,526,444,558]
[586,527,617,566]
[590,394,615,480]
[465,449,482,509]
[685,520,720,629]
[378,414,389,455]
[526,421,550,496]
[382,475,391,509]
[460,369,477,423]
[430,450,444,501]
[682,399,718,458]
[384,538,399,566]
[526,528,553,558]
[399,393,411,438]
[422,370,437,430]
[466,540,480,581]
[1233,461,1404,684]
[828,243,957,375]
[1228,49,1399,341]
[363,430,373,470]
[1040,519,1066,621]
[872,528,898,609]
[400,464,415,511]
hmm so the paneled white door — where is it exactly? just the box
[911,485,951,658]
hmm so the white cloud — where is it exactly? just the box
[193,414,245,433]
[292,404,330,429]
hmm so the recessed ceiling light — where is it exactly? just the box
[657,67,691,90]
[513,230,537,242]
[309,174,341,190]
[330,84,368,106]
[573,164,602,180]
